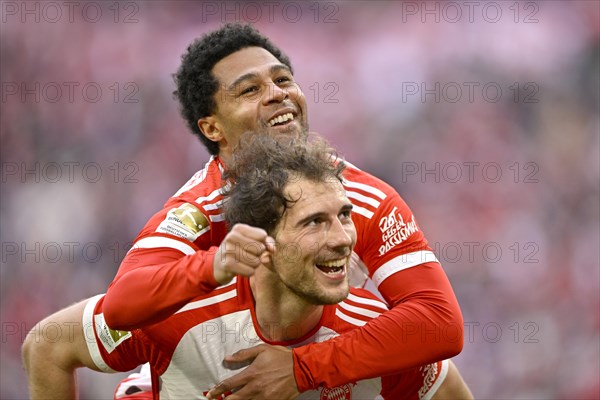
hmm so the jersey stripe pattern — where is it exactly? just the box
[84,280,447,399]
[101,154,460,394]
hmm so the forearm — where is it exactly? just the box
[104,247,219,330]
[293,264,464,390]
[22,299,99,399]
[25,356,78,400]
[432,360,474,400]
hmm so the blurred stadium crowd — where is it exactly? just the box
[1,1,598,398]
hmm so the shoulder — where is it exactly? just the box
[135,157,227,244]
[341,161,414,227]
[169,156,226,205]
[341,161,396,197]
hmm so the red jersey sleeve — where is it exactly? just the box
[83,295,148,373]
[103,158,229,330]
[292,164,464,391]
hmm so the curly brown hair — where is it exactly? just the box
[223,133,345,234]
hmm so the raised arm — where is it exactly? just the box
[103,220,272,331]
[102,236,220,330]
[102,160,272,330]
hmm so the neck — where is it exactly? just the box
[217,150,232,169]
[250,270,323,342]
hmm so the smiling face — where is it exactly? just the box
[199,47,309,164]
[270,176,356,305]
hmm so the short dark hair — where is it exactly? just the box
[223,133,345,234]
[173,23,293,155]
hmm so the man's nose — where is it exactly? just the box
[328,219,354,252]
[262,82,288,104]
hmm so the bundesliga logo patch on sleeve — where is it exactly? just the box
[156,203,210,241]
[94,313,132,354]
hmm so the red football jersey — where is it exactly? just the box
[85,279,448,399]
[102,155,463,391]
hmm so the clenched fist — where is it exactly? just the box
[213,224,276,285]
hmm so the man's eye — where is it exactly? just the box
[276,76,292,84]
[340,210,352,220]
[240,86,258,95]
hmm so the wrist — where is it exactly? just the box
[200,247,222,289]
[211,246,234,285]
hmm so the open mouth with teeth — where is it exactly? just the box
[268,112,295,127]
[315,258,346,278]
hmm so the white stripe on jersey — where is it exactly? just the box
[335,308,367,326]
[209,214,226,222]
[372,250,439,287]
[343,181,386,220]
[346,292,388,312]
[195,187,222,205]
[129,236,196,255]
[351,204,374,219]
[203,200,224,211]
[175,287,237,315]
[343,179,387,200]
[216,276,237,290]
[345,190,381,208]
[83,294,116,373]
[338,301,382,319]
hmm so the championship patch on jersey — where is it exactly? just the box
[93,313,131,354]
[378,206,419,255]
[156,203,210,242]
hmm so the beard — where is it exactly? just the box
[279,272,349,306]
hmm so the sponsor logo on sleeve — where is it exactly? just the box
[94,313,131,354]
[156,203,210,241]
[378,207,419,255]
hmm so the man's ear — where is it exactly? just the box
[198,116,223,143]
